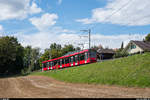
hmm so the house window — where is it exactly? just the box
[131,44,136,49]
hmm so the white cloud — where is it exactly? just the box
[76,18,94,24]
[77,0,150,26]
[0,0,42,20]
[90,34,146,49]
[13,27,146,51]
[13,27,75,51]
[0,25,3,31]
[29,1,42,14]
[0,25,3,36]
[58,0,62,5]
[29,13,58,31]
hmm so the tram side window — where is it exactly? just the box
[57,60,60,65]
[62,59,64,64]
[65,57,69,64]
[43,63,46,68]
[49,62,51,67]
[70,57,71,62]
[46,62,49,67]
[73,56,75,62]
[51,62,54,66]
[78,55,80,61]
[75,55,78,62]
[80,53,85,60]
[85,52,89,59]
[90,50,97,58]
[54,60,57,66]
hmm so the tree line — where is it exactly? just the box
[0,36,81,76]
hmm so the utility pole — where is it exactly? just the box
[89,29,91,49]
[80,29,91,49]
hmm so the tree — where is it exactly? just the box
[0,36,24,75]
[22,46,32,74]
[30,47,41,72]
[39,50,50,68]
[121,42,124,50]
[91,45,99,51]
[75,47,81,51]
[145,33,150,42]
[39,43,77,68]
[62,44,75,55]
[113,48,128,58]
[23,46,41,73]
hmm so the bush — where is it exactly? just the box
[113,50,128,58]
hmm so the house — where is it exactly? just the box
[97,48,115,60]
[123,40,150,54]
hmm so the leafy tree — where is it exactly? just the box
[75,47,81,51]
[23,46,32,70]
[50,43,61,50]
[30,47,41,72]
[113,49,128,58]
[62,44,75,55]
[145,33,150,42]
[121,42,124,50]
[39,43,76,68]
[91,45,99,51]
[0,36,24,75]
[23,46,41,73]
[39,50,50,68]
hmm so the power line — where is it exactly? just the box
[89,0,134,30]
[78,0,134,49]
[79,0,134,48]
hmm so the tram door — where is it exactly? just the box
[71,56,73,66]
[51,62,53,70]
[75,55,78,65]
[60,59,62,68]
[47,62,49,70]
[85,52,88,63]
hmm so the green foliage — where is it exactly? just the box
[113,48,128,58]
[31,52,150,88]
[23,46,41,74]
[39,50,50,67]
[39,43,78,68]
[75,47,81,51]
[0,36,24,75]
[121,41,124,50]
[145,33,150,42]
[62,44,75,55]
[91,45,99,51]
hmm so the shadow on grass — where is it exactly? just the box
[0,73,30,79]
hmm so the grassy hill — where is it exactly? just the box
[31,52,150,88]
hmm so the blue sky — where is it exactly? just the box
[0,0,149,50]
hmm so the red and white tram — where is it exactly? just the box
[42,49,97,71]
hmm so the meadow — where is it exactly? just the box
[31,52,150,87]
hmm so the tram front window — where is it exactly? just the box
[90,51,97,58]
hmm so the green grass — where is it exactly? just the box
[31,52,150,88]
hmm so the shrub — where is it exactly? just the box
[113,50,128,58]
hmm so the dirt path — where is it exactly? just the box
[0,75,150,98]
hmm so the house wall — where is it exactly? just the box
[127,42,144,54]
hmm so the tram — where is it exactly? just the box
[42,49,97,71]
